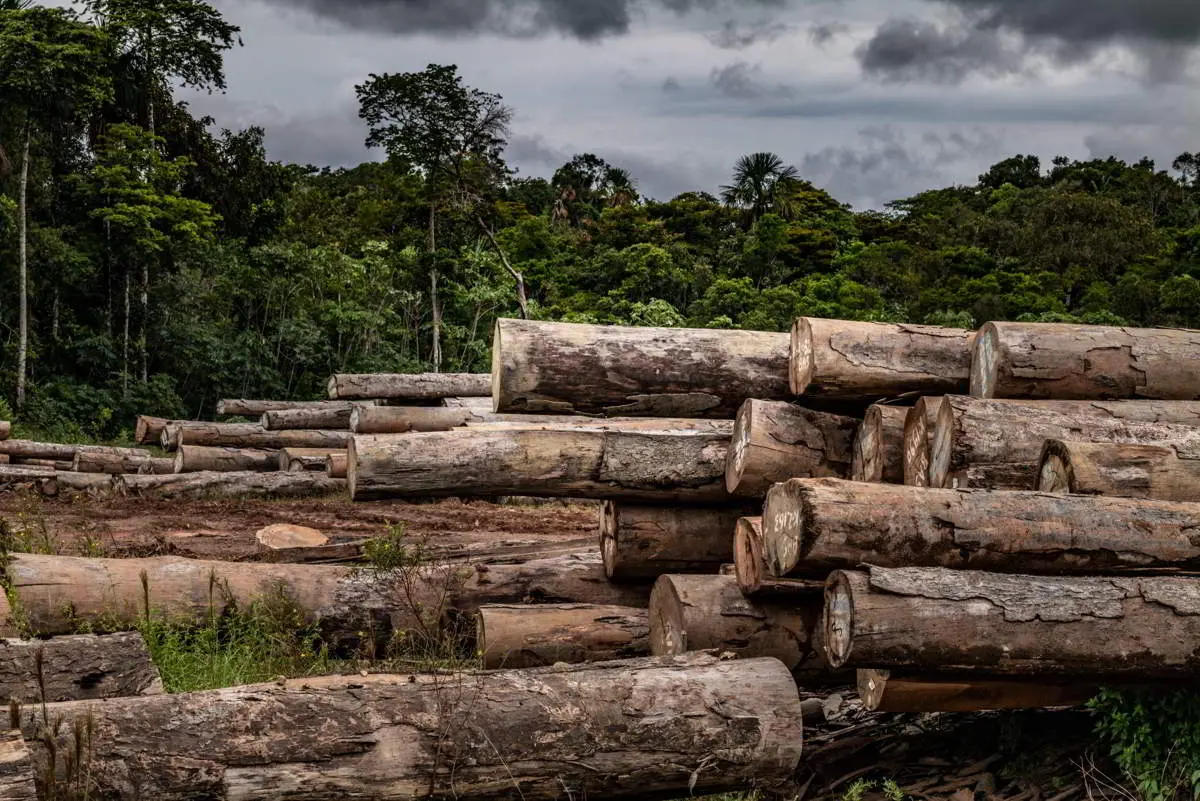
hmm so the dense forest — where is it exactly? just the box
[2,1,1199,440]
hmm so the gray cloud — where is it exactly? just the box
[946,0,1200,49]
[809,21,849,45]
[708,61,795,98]
[857,18,1028,83]
[707,19,795,49]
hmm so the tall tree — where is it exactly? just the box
[356,63,512,369]
[0,4,110,408]
[720,152,801,224]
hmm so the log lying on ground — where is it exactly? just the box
[0,632,162,702]
[763,477,1200,578]
[725,399,857,497]
[349,427,730,503]
[14,459,71,470]
[971,321,1200,400]
[857,670,1099,713]
[174,445,278,473]
[930,396,1200,489]
[1039,440,1200,501]
[0,421,9,441]
[456,552,651,611]
[733,517,824,597]
[825,565,1200,677]
[599,503,749,582]
[74,451,170,475]
[134,415,171,445]
[902,397,944,487]
[493,318,790,418]
[14,472,115,498]
[326,452,347,478]
[477,604,649,668]
[0,440,149,463]
[790,317,975,400]
[217,399,371,417]
[261,405,378,431]
[117,471,346,501]
[442,396,492,409]
[19,654,804,801]
[327,372,490,401]
[850,404,907,484]
[650,574,835,682]
[163,423,352,451]
[278,447,344,472]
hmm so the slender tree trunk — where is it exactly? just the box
[123,268,131,399]
[478,215,529,318]
[428,203,442,372]
[15,123,30,409]
[140,260,149,383]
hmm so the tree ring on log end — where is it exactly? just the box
[490,320,504,414]
[734,518,763,595]
[824,572,855,668]
[929,398,955,489]
[1037,441,1074,494]
[853,407,881,483]
[725,403,754,493]
[648,576,686,656]
[763,483,803,577]
[969,323,1000,399]
[857,669,889,711]
[599,501,620,579]
[790,318,815,395]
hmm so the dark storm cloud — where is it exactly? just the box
[808,21,849,46]
[707,19,795,49]
[946,0,1200,49]
[858,18,1027,83]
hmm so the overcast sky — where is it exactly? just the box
[81,0,1200,208]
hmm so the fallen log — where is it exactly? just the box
[733,516,825,597]
[971,321,1200,400]
[492,318,790,418]
[1038,439,1200,501]
[0,632,162,702]
[825,565,1200,677]
[850,404,907,484]
[174,445,278,473]
[456,553,651,612]
[261,406,367,431]
[902,396,944,487]
[764,477,1200,578]
[0,421,9,441]
[18,654,804,801]
[13,458,72,470]
[349,428,730,503]
[599,502,748,582]
[134,415,171,445]
[0,440,148,463]
[278,447,344,472]
[790,317,975,400]
[73,451,169,475]
[857,670,1098,713]
[649,574,835,682]
[476,604,649,668]
[35,472,115,498]
[326,452,347,478]
[327,372,490,401]
[217,399,369,417]
[725,399,857,497]
[930,396,1200,489]
[354,406,548,434]
[164,423,352,452]
[117,471,346,500]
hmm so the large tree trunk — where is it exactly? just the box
[279,447,345,472]
[902,396,944,487]
[930,396,1200,489]
[857,669,1099,713]
[599,502,749,582]
[825,565,1200,677]
[261,407,356,431]
[326,452,348,478]
[649,574,836,683]
[971,321,1200,400]
[349,428,730,503]
[725,400,857,497]
[174,446,278,474]
[850,404,907,484]
[350,406,727,435]
[492,318,790,418]
[0,632,162,703]
[0,440,149,463]
[18,654,804,801]
[1038,439,1200,501]
[163,423,352,451]
[73,451,168,475]
[790,318,975,400]
[116,471,346,501]
[0,422,9,441]
[15,124,29,410]
[733,516,824,598]
[764,476,1200,578]
[218,399,371,417]
[327,373,490,401]
[476,603,648,668]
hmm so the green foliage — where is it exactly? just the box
[1091,689,1200,801]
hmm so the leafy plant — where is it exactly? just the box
[1091,688,1200,801]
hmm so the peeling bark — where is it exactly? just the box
[0,633,162,703]
[725,400,857,497]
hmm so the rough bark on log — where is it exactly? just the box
[971,321,1200,400]
[117,471,346,501]
[0,422,9,441]
[349,428,730,503]
[476,603,649,668]
[217,399,370,417]
[790,318,975,400]
[36,473,115,498]
[73,451,163,475]
[174,445,278,474]
[733,517,825,598]
[851,404,907,484]
[0,440,148,463]
[14,459,71,470]
[278,448,344,472]
[764,476,1200,578]
[166,423,352,452]
[649,574,835,682]
[0,633,162,702]
[1039,440,1200,502]
[18,654,804,801]
[725,400,857,497]
[0,456,8,465]
[442,396,492,409]
[857,670,1098,713]
[930,396,1200,490]
[262,406,372,431]
[902,397,944,487]
[327,373,490,401]
[134,415,170,445]
[825,565,1200,677]
[350,405,726,435]
[456,552,651,612]
[0,730,33,799]
[492,318,790,418]
[599,502,748,582]
[326,452,347,478]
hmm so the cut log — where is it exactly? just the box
[73,451,165,475]
[456,552,651,612]
[764,476,1200,578]
[930,396,1200,489]
[0,465,55,484]
[217,399,370,417]
[790,317,975,400]
[134,415,170,445]
[327,373,490,401]
[0,456,7,465]
[1038,439,1200,501]
[0,440,148,463]
[13,458,71,470]
[18,654,804,801]
[442,396,493,409]
[902,396,944,487]
[493,318,790,418]
[825,565,1200,677]
[261,406,363,431]
[0,632,162,702]
[165,423,352,452]
[733,516,825,597]
[255,524,329,553]
[476,604,649,668]
[0,729,34,799]
[278,447,344,472]
[649,574,836,682]
[725,399,857,497]
[0,422,9,441]
[326,452,347,478]
[117,471,346,500]
[35,472,115,498]
[599,502,748,582]
[174,445,278,474]
[349,428,730,503]
[850,404,907,484]
[349,405,728,435]
[857,670,1098,713]
[971,321,1200,400]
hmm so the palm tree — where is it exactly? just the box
[720,152,801,222]
[600,167,637,207]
